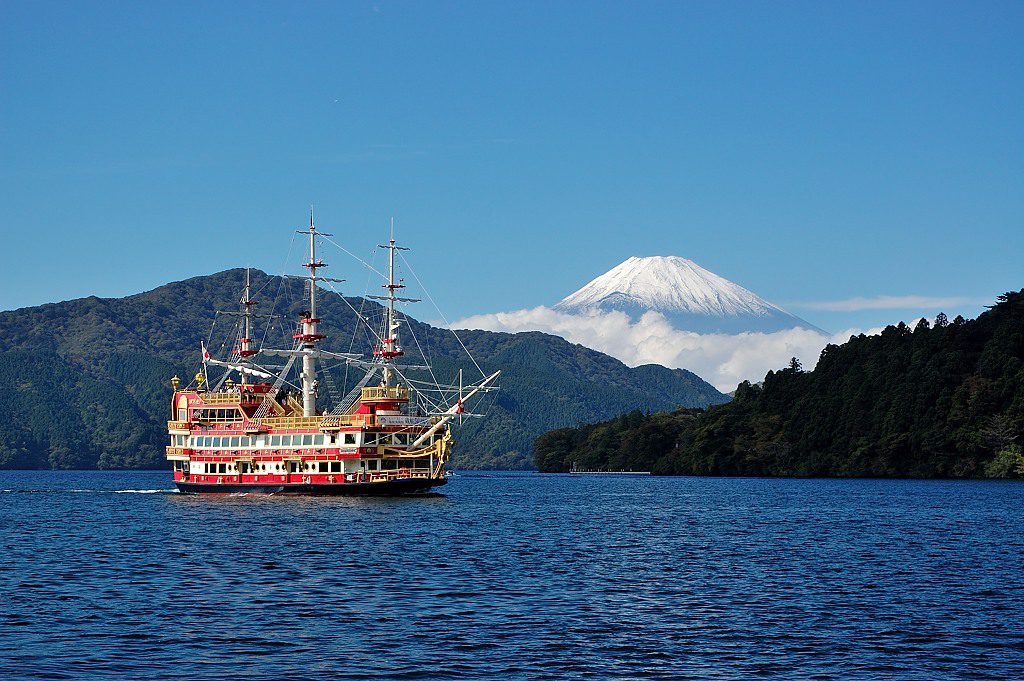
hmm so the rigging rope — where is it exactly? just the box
[397,250,487,380]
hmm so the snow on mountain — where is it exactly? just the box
[554,256,822,334]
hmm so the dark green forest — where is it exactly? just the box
[0,269,726,470]
[536,290,1024,479]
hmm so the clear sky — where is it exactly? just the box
[1,1,1021,331]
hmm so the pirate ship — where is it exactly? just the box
[166,214,499,495]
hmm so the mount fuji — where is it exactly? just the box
[554,256,822,334]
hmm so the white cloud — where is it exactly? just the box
[793,295,986,312]
[452,307,883,392]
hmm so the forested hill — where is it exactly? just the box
[0,269,727,470]
[536,290,1024,478]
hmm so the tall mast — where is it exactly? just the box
[296,208,327,416]
[238,268,257,385]
[377,218,409,387]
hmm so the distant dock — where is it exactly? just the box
[568,469,651,475]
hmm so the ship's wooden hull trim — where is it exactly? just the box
[175,476,446,496]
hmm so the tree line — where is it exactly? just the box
[536,290,1024,478]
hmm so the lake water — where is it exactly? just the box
[1,471,1022,679]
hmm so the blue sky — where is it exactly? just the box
[1,1,1021,332]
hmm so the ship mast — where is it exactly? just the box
[297,209,328,416]
[377,218,409,388]
[237,268,257,385]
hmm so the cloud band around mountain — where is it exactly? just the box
[452,306,882,392]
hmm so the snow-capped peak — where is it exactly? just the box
[555,256,788,318]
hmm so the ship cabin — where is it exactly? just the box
[166,379,448,487]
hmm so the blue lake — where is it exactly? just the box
[1,471,1022,679]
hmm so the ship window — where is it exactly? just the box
[218,463,227,474]
[278,435,290,447]
[367,460,379,471]
[314,435,325,446]
[270,435,280,446]
[343,433,356,445]
[177,408,187,421]
[318,462,329,473]
[365,433,380,446]
[393,433,409,445]
[330,462,341,473]
[288,462,300,473]
[302,435,313,447]
[382,459,398,470]
[328,435,336,445]
[239,462,250,473]
[211,437,221,448]
[230,437,240,448]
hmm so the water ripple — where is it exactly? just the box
[1,471,1022,679]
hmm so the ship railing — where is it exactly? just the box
[255,415,367,429]
[320,414,371,429]
[368,469,434,482]
[167,420,191,431]
[200,392,243,405]
[257,416,325,429]
[165,446,188,459]
[361,386,410,402]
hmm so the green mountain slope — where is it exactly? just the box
[536,290,1024,478]
[0,269,727,470]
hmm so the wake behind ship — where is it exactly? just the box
[166,214,499,495]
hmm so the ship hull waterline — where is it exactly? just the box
[175,477,447,496]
